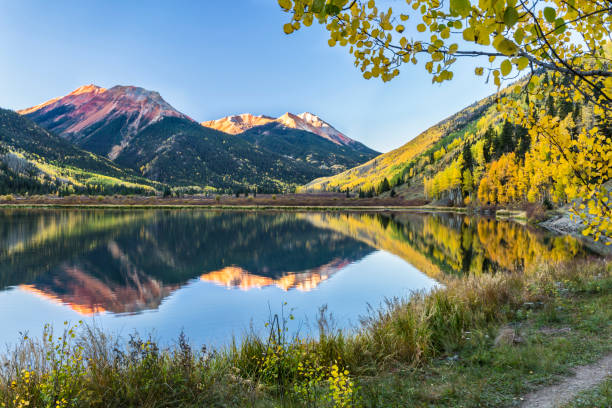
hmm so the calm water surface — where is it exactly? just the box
[0,209,595,347]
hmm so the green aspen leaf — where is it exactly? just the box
[500,59,512,76]
[516,56,529,70]
[503,7,519,28]
[450,0,471,17]
[311,0,325,13]
[513,27,525,44]
[325,4,341,16]
[494,36,519,56]
[543,7,556,23]
[554,18,566,33]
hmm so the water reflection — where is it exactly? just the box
[0,209,596,346]
[306,212,591,277]
[0,210,373,314]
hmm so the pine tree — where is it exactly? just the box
[515,125,531,159]
[378,178,391,194]
[500,120,515,155]
[462,142,474,172]
[546,95,556,117]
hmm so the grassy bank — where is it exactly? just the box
[1,259,610,407]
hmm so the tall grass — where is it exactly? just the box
[0,260,609,407]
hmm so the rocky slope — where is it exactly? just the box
[19,85,192,159]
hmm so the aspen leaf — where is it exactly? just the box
[513,28,525,44]
[516,56,529,70]
[494,37,518,55]
[283,23,294,34]
[554,18,566,33]
[278,0,292,10]
[450,0,471,17]
[417,23,427,32]
[501,60,512,75]
[543,7,556,23]
[503,7,519,27]
[312,0,325,13]
[462,27,475,41]
[475,67,484,76]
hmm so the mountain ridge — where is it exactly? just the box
[18,84,380,191]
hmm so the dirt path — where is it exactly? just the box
[520,354,612,407]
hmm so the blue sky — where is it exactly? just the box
[0,0,498,152]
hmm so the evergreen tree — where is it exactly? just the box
[596,113,612,142]
[557,78,573,119]
[546,95,556,117]
[499,120,515,155]
[515,124,531,159]
[378,178,391,194]
[461,142,474,172]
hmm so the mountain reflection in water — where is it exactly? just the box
[0,209,596,346]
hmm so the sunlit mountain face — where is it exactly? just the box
[18,85,192,160]
[0,209,597,318]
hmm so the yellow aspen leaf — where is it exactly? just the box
[500,59,512,76]
[278,0,292,10]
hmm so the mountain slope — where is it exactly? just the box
[0,108,161,195]
[237,122,378,173]
[112,116,328,190]
[202,112,378,153]
[302,93,497,194]
[19,85,192,159]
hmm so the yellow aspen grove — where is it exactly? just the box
[279,0,611,241]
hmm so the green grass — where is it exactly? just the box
[1,260,610,407]
[563,378,612,407]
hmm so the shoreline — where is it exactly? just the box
[0,203,471,212]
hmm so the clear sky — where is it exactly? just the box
[0,0,498,153]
